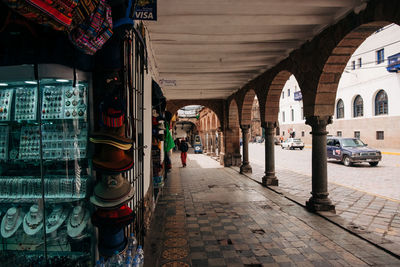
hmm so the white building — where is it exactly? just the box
[278,24,400,149]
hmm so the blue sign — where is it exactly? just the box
[134,0,157,20]
[294,91,302,101]
[387,53,400,73]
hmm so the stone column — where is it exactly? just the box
[262,122,278,186]
[211,130,216,156]
[206,131,212,155]
[217,127,224,165]
[305,116,335,213]
[240,125,252,173]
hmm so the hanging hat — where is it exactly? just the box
[90,174,134,208]
[92,204,135,228]
[90,125,133,149]
[45,205,69,234]
[1,207,24,238]
[67,206,90,238]
[100,96,126,128]
[93,144,134,173]
[23,204,44,236]
[98,227,127,257]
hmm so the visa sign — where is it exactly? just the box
[134,0,157,21]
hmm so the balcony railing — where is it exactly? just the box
[387,53,400,73]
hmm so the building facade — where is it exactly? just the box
[277,24,400,149]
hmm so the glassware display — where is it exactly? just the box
[0,65,94,266]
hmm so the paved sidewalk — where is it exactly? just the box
[233,162,400,258]
[145,151,400,266]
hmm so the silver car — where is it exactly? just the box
[281,138,304,150]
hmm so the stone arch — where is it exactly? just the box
[240,89,256,126]
[228,99,240,129]
[166,99,224,128]
[314,21,393,117]
[264,70,293,123]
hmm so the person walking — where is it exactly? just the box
[179,139,189,167]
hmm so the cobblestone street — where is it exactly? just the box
[145,150,400,266]
[242,143,400,257]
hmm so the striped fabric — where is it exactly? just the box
[26,0,78,27]
[101,112,125,128]
[69,0,113,55]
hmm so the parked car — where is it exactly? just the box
[281,138,304,150]
[327,137,381,167]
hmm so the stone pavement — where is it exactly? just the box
[144,151,400,266]
[233,160,400,258]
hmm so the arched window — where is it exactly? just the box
[336,99,344,119]
[375,90,388,115]
[353,95,363,117]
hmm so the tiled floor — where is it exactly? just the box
[145,151,400,266]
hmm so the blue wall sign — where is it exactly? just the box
[134,0,157,20]
[294,91,302,101]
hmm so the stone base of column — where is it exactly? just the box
[262,174,278,186]
[306,195,336,213]
[240,164,252,174]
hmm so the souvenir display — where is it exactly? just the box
[42,123,88,160]
[0,176,87,200]
[42,84,88,120]
[90,94,136,257]
[0,66,94,265]
[14,87,38,121]
[0,89,13,121]
[18,125,40,160]
[45,205,69,234]
[0,125,9,160]
[1,207,24,238]
[67,205,90,238]
[23,204,44,236]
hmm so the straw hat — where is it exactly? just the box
[93,144,133,174]
[90,174,134,208]
[1,207,24,238]
[67,206,90,238]
[90,125,133,147]
[23,204,44,236]
[45,205,69,234]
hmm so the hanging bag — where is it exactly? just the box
[68,0,113,55]
[3,0,79,31]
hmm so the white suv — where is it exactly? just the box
[281,138,304,150]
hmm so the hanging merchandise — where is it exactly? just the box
[2,0,79,31]
[91,204,135,228]
[97,227,127,257]
[1,207,24,238]
[112,0,135,29]
[69,0,113,55]
[90,174,135,208]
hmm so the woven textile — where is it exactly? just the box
[69,0,113,55]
